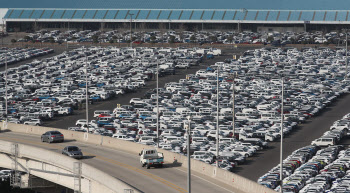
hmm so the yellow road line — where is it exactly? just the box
[0,135,187,193]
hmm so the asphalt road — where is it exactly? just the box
[0,132,239,193]
[234,93,350,180]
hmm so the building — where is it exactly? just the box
[1,0,350,32]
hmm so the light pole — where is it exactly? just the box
[346,29,348,79]
[280,77,284,192]
[1,19,4,47]
[156,62,159,148]
[129,13,134,48]
[231,72,237,138]
[216,66,220,167]
[4,54,7,130]
[187,116,191,193]
[85,54,89,133]
[66,22,70,50]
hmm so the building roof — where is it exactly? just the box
[3,8,350,25]
[1,0,350,10]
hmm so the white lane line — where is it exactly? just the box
[174,167,235,193]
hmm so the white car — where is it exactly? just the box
[75,119,87,127]
[23,119,42,126]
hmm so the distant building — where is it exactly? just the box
[1,0,350,32]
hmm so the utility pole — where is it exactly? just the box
[129,14,134,48]
[216,66,220,167]
[280,77,284,193]
[85,54,89,133]
[187,116,191,193]
[156,62,159,148]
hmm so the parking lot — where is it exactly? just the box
[43,48,237,128]
[2,42,350,191]
[15,29,350,46]
[48,46,350,178]
[259,104,350,192]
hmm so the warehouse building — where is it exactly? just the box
[1,0,350,32]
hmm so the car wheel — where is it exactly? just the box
[245,154,249,158]
[35,124,39,126]
[48,139,51,144]
[147,164,150,169]
[63,113,67,116]
[41,137,44,142]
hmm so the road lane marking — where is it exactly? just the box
[0,135,187,193]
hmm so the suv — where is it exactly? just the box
[23,119,42,126]
[41,131,64,143]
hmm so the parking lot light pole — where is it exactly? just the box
[187,116,191,193]
[280,77,284,192]
[231,72,237,138]
[85,55,89,133]
[4,54,7,130]
[216,66,220,168]
[129,14,134,48]
[346,30,348,79]
[1,20,4,47]
[156,62,159,148]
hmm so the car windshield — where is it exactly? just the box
[68,147,79,151]
[51,131,62,135]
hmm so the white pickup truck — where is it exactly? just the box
[139,149,164,169]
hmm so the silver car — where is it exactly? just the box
[62,146,83,159]
[41,131,64,143]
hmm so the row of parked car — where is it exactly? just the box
[0,46,220,125]
[260,113,350,192]
[68,46,350,172]
[0,47,54,67]
[19,29,349,45]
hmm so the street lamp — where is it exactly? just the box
[128,13,134,48]
[345,29,348,79]
[156,62,159,148]
[216,66,220,167]
[1,19,4,47]
[3,54,7,131]
[280,77,284,193]
[85,54,89,134]
[186,116,191,193]
[230,72,237,138]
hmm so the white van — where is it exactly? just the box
[311,138,335,147]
